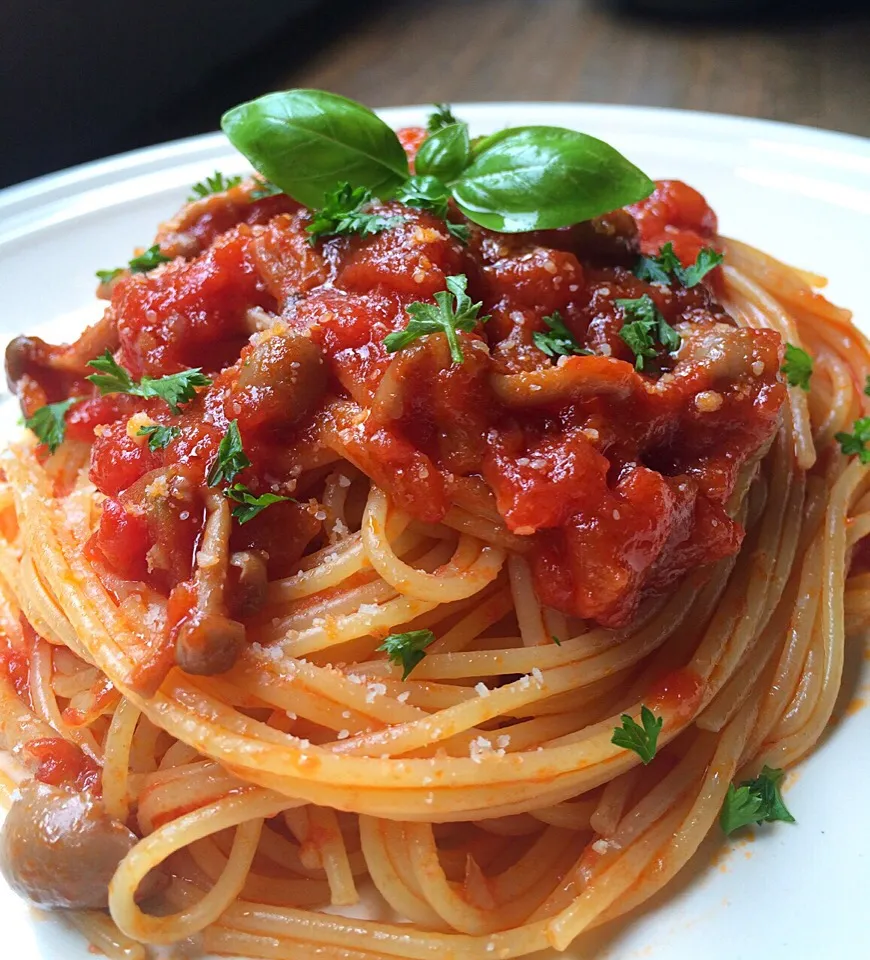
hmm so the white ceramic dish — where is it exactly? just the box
[0,104,868,959]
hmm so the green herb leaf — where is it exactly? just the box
[634,242,683,285]
[96,267,123,285]
[532,311,591,358]
[188,171,242,202]
[719,784,764,836]
[835,417,870,464]
[551,634,562,646]
[634,242,723,288]
[86,352,135,394]
[865,375,870,397]
[128,245,171,274]
[377,628,436,679]
[611,705,663,765]
[136,423,181,451]
[450,126,654,232]
[616,295,681,370]
[680,247,724,287]
[86,351,212,414]
[207,420,251,486]
[24,398,79,454]
[781,343,813,391]
[306,182,404,244]
[720,765,795,836]
[221,89,410,209]
[426,103,458,133]
[416,123,471,183]
[250,178,284,200]
[224,482,290,524]
[393,176,469,243]
[384,274,489,364]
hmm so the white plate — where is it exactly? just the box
[1,104,869,960]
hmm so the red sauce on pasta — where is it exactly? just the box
[12,132,786,633]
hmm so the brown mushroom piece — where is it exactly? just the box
[0,781,160,910]
[175,612,246,675]
[227,549,269,619]
[232,330,326,430]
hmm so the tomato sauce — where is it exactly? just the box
[25,737,101,792]
[9,157,786,629]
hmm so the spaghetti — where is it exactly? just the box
[0,114,867,960]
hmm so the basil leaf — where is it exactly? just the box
[416,123,470,183]
[451,126,654,232]
[221,89,409,209]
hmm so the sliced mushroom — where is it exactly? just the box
[174,491,246,675]
[0,781,160,910]
[232,330,326,430]
[227,549,269,619]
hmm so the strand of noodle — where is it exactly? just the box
[362,488,505,602]
[722,266,815,468]
[109,791,290,943]
[508,555,547,647]
[307,804,359,905]
[188,838,330,906]
[752,458,859,768]
[66,911,146,960]
[424,589,514,656]
[28,634,101,760]
[102,698,141,821]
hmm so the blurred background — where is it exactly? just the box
[2,0,868,189]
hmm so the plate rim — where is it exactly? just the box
[2,101,869,212]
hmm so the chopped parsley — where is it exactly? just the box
[864,375,870,397]
[95,268,123,285]
[532,311,591,358]
[250,178,284,200]
[835,417,870,464]
[781,343,813,390]
[97,245,171,283]
[306,182,404,244]
[616,294,681,370]
[393,176,469,243]
[224,483,290,524]
[136,423,180,451]
[206,420,251,486]
[377,629,436,679]
[86,352,211,414]
[384,273,489,364]
[188,171,242,202]
[128,245,171,274]
[611,705,663,765]
[634,242,724,288]
[551,634,562,646]
[720,765,795,836]
[24,397,79,454]
[426,103,459,133]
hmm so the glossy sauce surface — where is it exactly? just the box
[9,136,786,631]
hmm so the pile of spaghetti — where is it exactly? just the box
[0,100,868,960]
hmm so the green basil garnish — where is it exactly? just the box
[451,126,654,232]
[415,122,470,183]
[221,90,654,233]
[221,89,409,208]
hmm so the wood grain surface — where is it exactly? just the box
[276,0,870,137]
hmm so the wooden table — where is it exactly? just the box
[275,0,870,138]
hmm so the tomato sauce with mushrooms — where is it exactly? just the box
[7,135,786,630]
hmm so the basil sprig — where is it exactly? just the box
[222,90,654,233]
[221,89,410,208]
[415,122,471,183]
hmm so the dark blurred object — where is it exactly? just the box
[286,0,870,139]
[0,0,324,189]
[612,0,865,17]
